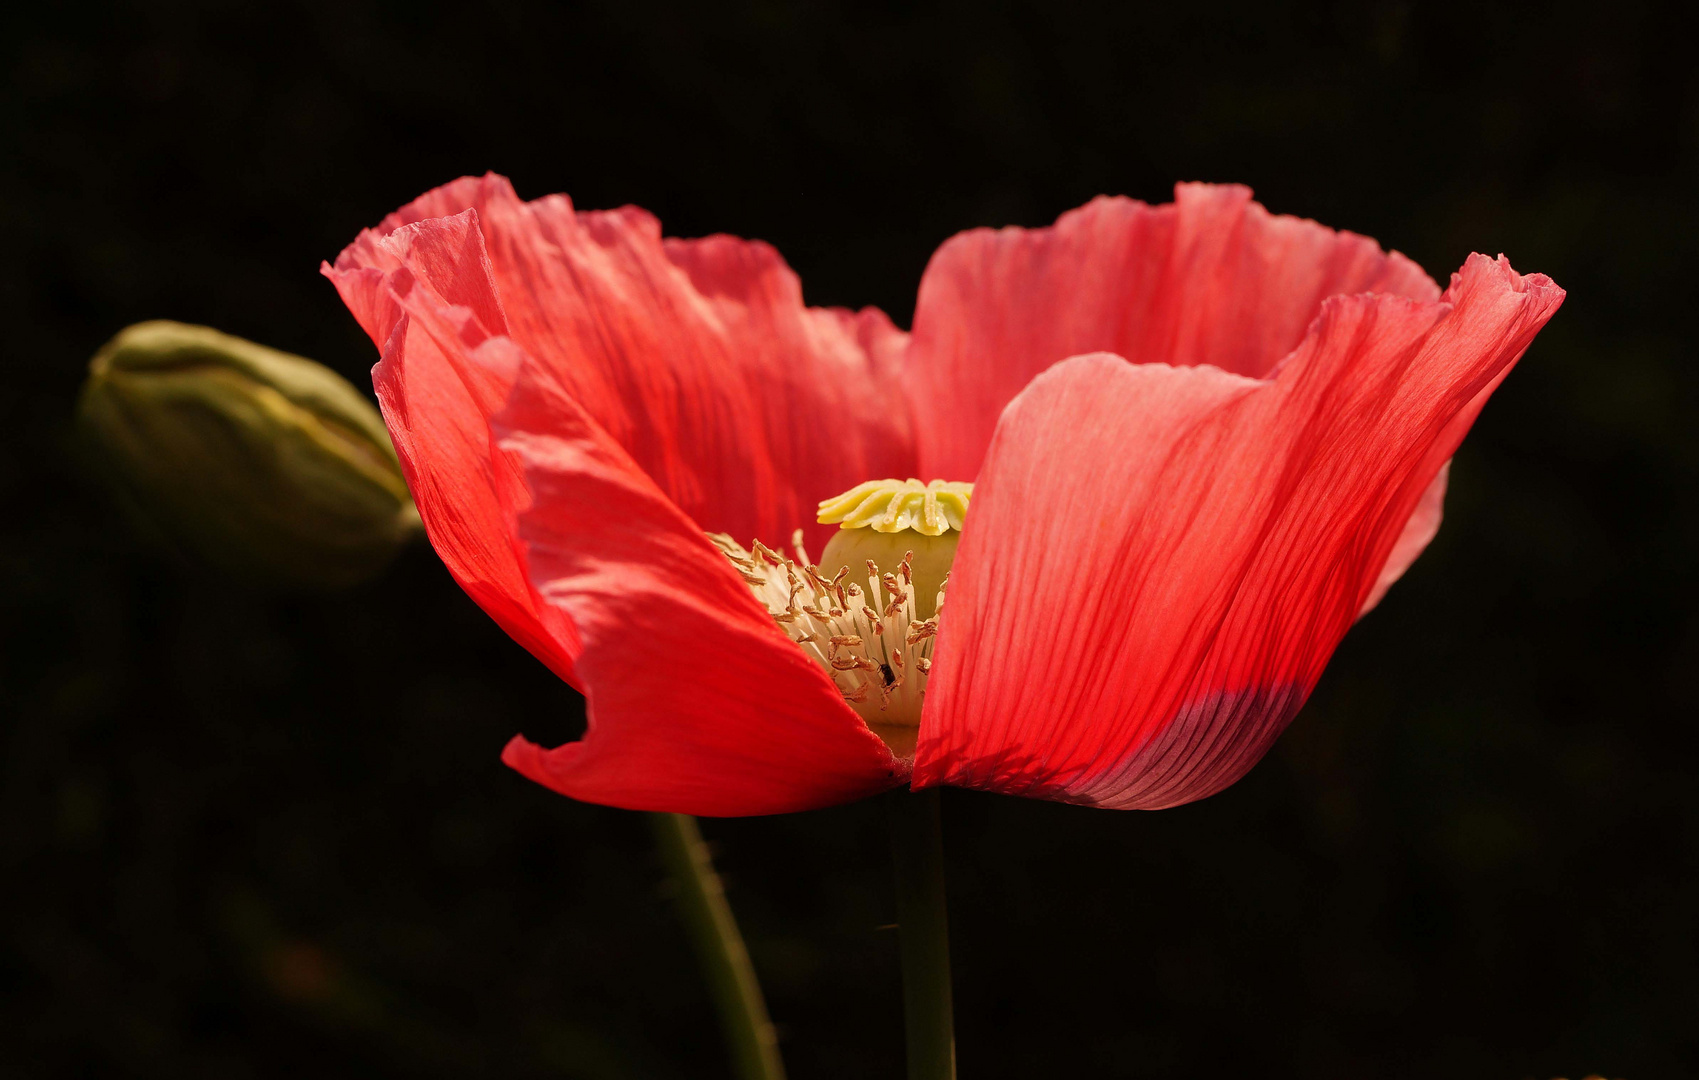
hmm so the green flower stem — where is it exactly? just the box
[887,788,957,1080]
[650,812,786,1080]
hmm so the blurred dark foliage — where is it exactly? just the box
[2,1,1695,1077]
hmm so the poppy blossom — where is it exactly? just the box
[325,176,1562,817]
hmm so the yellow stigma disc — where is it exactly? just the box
[817,479,973,536]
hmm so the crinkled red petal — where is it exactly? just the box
[904,183,1448,614]
[495,352,901,816]
[331,210,582,687]
[332,173,916,557]
[913,255,1563,808]
[905,182,1440,481]
[332,207,900,814]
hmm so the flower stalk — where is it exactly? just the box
[888,788,956,1080]
[649,812,786,1080]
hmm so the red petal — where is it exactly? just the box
[332,203,898,814]
[495,351,901,815]
[1359,462,1447,616]
[905,183,1440,483]
[914,255,1563,809]
[332,173,915,555]
[329,212,582,687]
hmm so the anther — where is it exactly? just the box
[708,478,971,756]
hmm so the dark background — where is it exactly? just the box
[4,1,1696,1077]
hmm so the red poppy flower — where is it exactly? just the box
[326,176,1562,816]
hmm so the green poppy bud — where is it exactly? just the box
[77,320,420,590]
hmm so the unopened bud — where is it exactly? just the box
[77,320,420,589]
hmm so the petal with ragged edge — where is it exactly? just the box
[904,184,1447,615]
[332,173,915,556]
[905,183,1440,481]
[332,199,898,814]
[495,350,902,816]
[344,212,581,687]
[914,255,1563,809]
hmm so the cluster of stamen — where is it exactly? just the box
[711,529,944,732]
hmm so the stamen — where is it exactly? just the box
[711,479,971,756]
[711,531,948,740]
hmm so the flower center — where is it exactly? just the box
[711,479,973,758]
